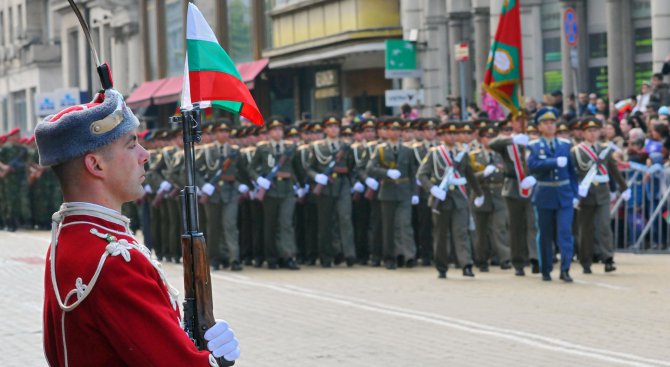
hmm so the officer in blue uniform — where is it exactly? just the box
[526,107,579,282]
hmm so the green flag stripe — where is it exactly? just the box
[187,39,243,80]
[212,100,243,114]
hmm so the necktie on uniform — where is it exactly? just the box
[331,142,337,153]
[488,152,494,164]
[549,140,555,154]
[275,143,280,155]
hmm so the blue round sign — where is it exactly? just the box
[564,8,578,47]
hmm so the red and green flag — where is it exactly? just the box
[482,0,524,116]
[181,3,263,125]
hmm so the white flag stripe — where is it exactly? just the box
[186,3,219,44]
[180,53,193,110]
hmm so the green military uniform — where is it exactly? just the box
[146,146,167,260]
[572,118,627,273]
[160,145,184,263]
[247,129,303,269]
[238,141,260,265]
[469,140,511,270]
[366,123,418,269]
[0,138,29,230]
[307,130,357,267]
[350,135,371,264]
[410,123,437,265]
[199,139,248,270]
[417,123,483,278]
[489,132,539,275]
[296,135,319,264]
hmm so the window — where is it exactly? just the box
[8,6,12,42]
[589,33,607,59]
[635,62,653,92]
[544,70,562,93]
[631,0,651,19]
[165,0,184,77]
[634,27,652,54]
[588,66,609,97]
[543,37,561,62]
[12,90,27,132]
[17,4,22,39]
[540,3,561,31]
[228,0,253,63]
[68,30,79,87]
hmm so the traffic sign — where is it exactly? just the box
[385,40,422,79]
[454,43,469,62]
[385,89,424,107]
[564,8,578,48]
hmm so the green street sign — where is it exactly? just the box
[385,40,422,79]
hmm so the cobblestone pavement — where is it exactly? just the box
[2,229,670,367]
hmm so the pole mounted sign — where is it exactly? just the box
[385,40,422,79]
[454,43,469,62]
[564,8,578,48]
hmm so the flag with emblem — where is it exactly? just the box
[482,0,523,116]
[181,3,263,125]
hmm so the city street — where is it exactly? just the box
[2,229,670,367]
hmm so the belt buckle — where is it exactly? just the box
[332,173,338,179]
[278,177,284,181]
[593,181,599,187]
[218,181,224,187]
[448,185,455,191]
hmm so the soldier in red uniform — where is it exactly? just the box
[37,88,240,366]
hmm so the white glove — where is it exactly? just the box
[238,184,250,194]
[365,177,379,191]
[621,188,632,201]
[315,173,329,186]
[512,134,529,146]
[430,186,446,201]
[411,195,419,205]
[483,165,496,177]
[159,180,172,193]
[304,184,310,192]
[201,183,216,196]
[573,198,580,209]
[352,181,365,193]
[205,319,240,361]
[474,195,485,207]
[387,169,401,180]
[578,185,589,198]
[143,184,153,194]
[556,156,568,168]
[256,176,271,190]
[520,176,537,189]
[610,191,618,202]
[296,187,306,198]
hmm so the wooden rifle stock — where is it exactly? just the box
[363,187,376,201]
[257,153,289,202]
[313,146,347,197]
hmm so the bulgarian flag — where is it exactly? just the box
[482,0,524,116]
[181,3,263,125]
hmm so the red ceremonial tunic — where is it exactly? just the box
[43,203,215,366]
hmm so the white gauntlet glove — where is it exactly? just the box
[143,184,153,194]
[352,181,365,193]
[386,169,401,180]
[512,134,529,146]
[474,196,485,207]
[201,183,216,196]
[256,176,271,190]
[621,188,632,201]
[520,176,537,189]
[411,195,419,205]
[365,177,379,191]
[483,165,496,177]
[430,186,446,201]
[205,320,240,362]
[315,173,329,186]
[238,184,250,194]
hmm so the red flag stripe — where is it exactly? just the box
[188,70,263,125]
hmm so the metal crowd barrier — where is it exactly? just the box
[609,167,670,253]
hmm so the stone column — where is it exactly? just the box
[401,0,422,91]
[424,0,448,111]
[156,0,166,79]
[606,0,629,100]
[251,0,264,60]
[651,0,670,76]
[520,0,543,100]
[139,0,150,82]
[472,5,489,105]
[215,0,229,54]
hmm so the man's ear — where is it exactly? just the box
[83,152,106,179]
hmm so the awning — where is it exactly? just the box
[152,76,183,105]
[126,59,269,108]
[126,79,168,109]
[237,58,269,89]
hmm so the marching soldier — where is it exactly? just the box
[0,128,29,231]
[527,107,579,282]
[417,121,484,279]
[247,118,303,270]
[362,120,384,266]
[469,120,511,271]
[411,118,438,266]
[146,129,169,261]
[199,122,249,271]
[350,120,374,265]
[573,117,630,273]
[489,117,540,276]
[307,116,357,267]
[237,127,260,266]
[366,118,419,269]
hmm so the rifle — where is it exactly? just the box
[430,149,467,214]
[28,163,45,185]
[256,149,290,202]
[171,106,234,367]
[199,150,237,205]
[313,145,349,196]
